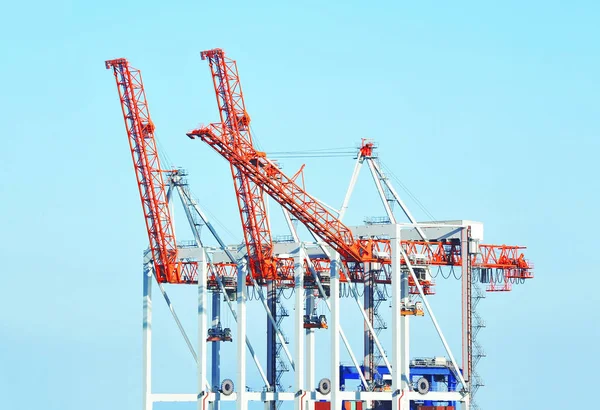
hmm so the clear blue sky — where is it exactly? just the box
[1,1,598,409]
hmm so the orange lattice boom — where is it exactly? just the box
[200,48,276,281]
[187,121,374,263]
[106,58,194,284]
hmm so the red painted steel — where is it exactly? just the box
[187,122,374,262]
[200,48,276,281]
[106,58,189,283]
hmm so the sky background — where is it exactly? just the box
[1,1,599,409]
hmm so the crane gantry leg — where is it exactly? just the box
[236,261,248,410]
[294,247,305,410]
[391,224,409,410]
[197,250,208,410]
[266,280,277,410]
[142,260,153,410]
[305,290,315,410]
[211,292,221,410]
[330,257,341,410]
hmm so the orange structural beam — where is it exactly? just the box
[188,124,374,263]
[200,48,276,282]
[106,58,187,284]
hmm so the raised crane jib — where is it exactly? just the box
[105,58,182,283]
[200,48,276,280]
[188,124,374,263]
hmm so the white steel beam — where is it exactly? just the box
[236,261,248,410]
[391,225,409,410]
[366,160,394,221]
[198,250,208,409]
[330,256,341,410]
[294,248,305,410]
[211,291,221,410]
[305,292,315,410]
[368,159,428,240]
[338,156,363,221]
[156,281,198,363]
[142,262,153,410]
[153,271,212,392]
[175,185,238,263]
[400,252,410,397]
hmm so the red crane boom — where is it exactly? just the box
[106,58,186,283]
[200,48,276,280]
[187,121,373,262]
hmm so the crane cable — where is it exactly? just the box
[378,160,437,222]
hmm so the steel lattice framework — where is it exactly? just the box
[187,126,374,262]
[105,58,196,284]
[105,52,535,410]
[201,49,276,281]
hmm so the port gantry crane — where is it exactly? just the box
[104,53,534,410]
[335,140,534,409]
[188,49,534,410]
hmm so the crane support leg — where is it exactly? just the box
[198,251,208,410]
[364,262,375,389]
[211,291,221,410]
[236,263,247,410]
[294,249,305,410]
[330,257,341,410]
[267,280,277,410]
[391,225,409,410]
[143,262,153,410]
[305,291,315,410]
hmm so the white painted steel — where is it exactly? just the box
[294,249,305,410]
[399,248,410,409]
[198,250,208,409]
[156,281,198,362]
[236,261,247,410]
[390,225,403,410]
[330,257,341,410]
[142,262,152,410]
[338,156,363,221]
[369,159,428,240]
[366,160,395,220]
[211,290,221,410]
[152,393,202,402]
[305,292,315,410]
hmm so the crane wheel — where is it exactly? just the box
[317,378,331,394]
[221,379,234,396]
[416,377,430,394]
